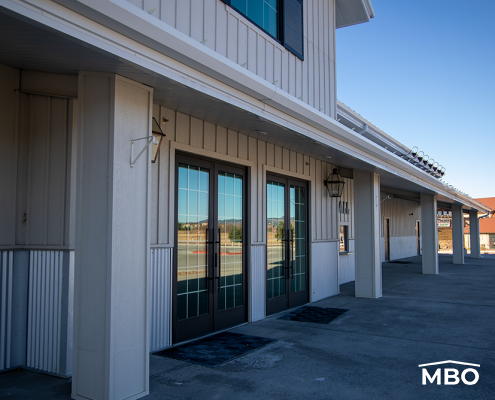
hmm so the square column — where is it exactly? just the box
[469,210,481,259]
[421,194,439,274]
[354,171,381,298]
[452,204,465,265]
[73,72,152,400]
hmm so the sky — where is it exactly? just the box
[336,0,495,199]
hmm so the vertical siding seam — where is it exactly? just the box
[43,99,51,246]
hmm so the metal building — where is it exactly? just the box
[0,1,490,399]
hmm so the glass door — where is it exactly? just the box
[266,176,308,315]
[173,155,246,343]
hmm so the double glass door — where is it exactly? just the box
[266,175,308,315]
[173,155,246,343]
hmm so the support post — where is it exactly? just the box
[421,194,439,274]
[452,204,465,265]
[469,210,481,259]
[73,72,152,400]
[354,171,381,298]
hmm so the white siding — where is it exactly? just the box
[151,105,338,245]
[311,241,339,302]
[0,64,19,247]
[26,251,73,376]
[150,247,173,351]
[1,91,76,248]
[380,195,421,261]
[126,0,337,118]
[249,245,266,322]
[0,251,14,371]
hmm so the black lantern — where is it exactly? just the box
[151,117,166,163]
[324,168,345,198]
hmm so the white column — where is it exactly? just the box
[469,210,481,259]
[452,204,465,265]
[73,72,152,400]
[420,194,439,274]
[354,171,381,298]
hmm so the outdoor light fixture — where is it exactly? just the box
[324,168,345,198]
[130,117,166,167]
[151,117,166,163]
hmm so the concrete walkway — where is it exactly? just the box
[1,254,494,399]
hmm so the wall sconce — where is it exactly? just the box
[130,117,166,167]
[324,168,345,198]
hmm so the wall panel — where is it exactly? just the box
[26,251,73,376]
[311,241,339,302]
[125,0,337,118]
[14,93,75,248]
[150,247,172,351]
[249,245,265,322]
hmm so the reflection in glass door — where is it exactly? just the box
[174,156,246,343]
[266,176,308,315]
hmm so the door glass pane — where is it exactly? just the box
[267,181,286,299]
[177,164,209,321]
[290,185,306,293]
[218,172,244,311]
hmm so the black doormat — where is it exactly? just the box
[154,332,276,367]
[388,260,411,264]
[278,306,348,324]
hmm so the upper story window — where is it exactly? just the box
[231,0,279,39]
[222,0,304,60]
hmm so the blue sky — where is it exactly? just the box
[336,0,495,199]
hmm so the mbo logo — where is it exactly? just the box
[419,360,480,385]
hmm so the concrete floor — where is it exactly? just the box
[1,254,494,399]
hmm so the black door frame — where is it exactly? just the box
[173,153,248,343]
[266,173,309,316]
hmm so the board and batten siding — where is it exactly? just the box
[151,104,341,322]
[380,195,421,261]
[126,0,337,118]
[1,92,77,249]
[151,104,339,246]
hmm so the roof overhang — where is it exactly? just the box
[0,1,489,215]
[336,0,375,29]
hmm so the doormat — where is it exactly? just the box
[278,306,348,324]
[388,260,411,264]
[154,332,276,367]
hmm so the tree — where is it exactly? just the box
[229,225,242,242]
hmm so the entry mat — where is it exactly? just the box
[154,332,276,367]
[278,305,349,324]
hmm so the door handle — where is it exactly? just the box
[290,228,294,279]
[217,227,221,292]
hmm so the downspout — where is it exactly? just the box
[357,124,368,135]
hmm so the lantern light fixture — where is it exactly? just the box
[130,117,166,167]
[324,168,345,198]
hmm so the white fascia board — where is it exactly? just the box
[5,0,489,213]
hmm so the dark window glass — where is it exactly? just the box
[340,226,349,253]
[222,0,303,60]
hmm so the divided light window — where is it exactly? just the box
[222,0,304,60]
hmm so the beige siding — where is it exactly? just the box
[126,0,337,118]
[151,105,338,246]
[0,79,76,249]
[339,177,354,238]
[380,196,421,238]
[0,64,19,246]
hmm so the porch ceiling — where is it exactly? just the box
[0,9,483,212]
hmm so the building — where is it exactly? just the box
[465,197,495,251]
[0,1,491,399]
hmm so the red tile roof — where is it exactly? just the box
[476,197,495,234]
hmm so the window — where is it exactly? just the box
[231,0,279,38]
[339,225,349,253]
[222,0,304,60]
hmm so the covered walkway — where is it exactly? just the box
[2,255,494,400]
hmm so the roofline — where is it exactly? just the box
[336,101,491,213]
